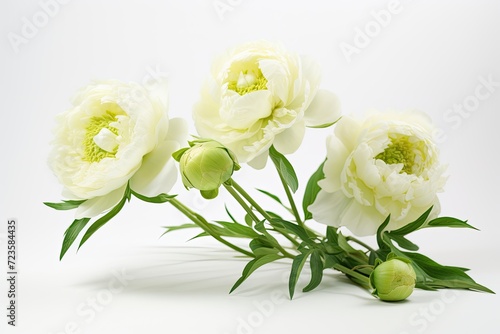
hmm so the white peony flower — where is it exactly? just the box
[49,80,187,218]
[193,41,341,168]
[308,111,447,236]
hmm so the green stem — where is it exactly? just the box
[168,198,254,258]
[332,263,371,290]
[223,184,261,224]
[346,236,376,253]
[229,180,301,247]
[223,183,295,259]
[230,179,273,222]
[275,169,303,227]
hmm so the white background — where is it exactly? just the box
[2,0,500,333]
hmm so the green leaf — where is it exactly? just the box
[59,218,90,260]
[302,250,324,292]
[389,207,433,236]
[270,218,313,245]
[403,251,494,293]
[44,200,86,211]
[249,238,280,257]
[269,145,299,193]
[289,250,312,299]
[256,189,284,205]
[161,223,200,237]
[172,147,189,162]
[426,217,479,230]
[78,187,130,249]
[387,234,419,251]
[230,254,283,293]
[132,190,176,203]
[225,205,239,225]
[376,215,391,250]
[244,213,253,227]
[217,221,260,238]
[326,226,339,244]
[302,161,325,221]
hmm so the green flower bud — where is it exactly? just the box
[173,139,240,199]
[370,258,416,302]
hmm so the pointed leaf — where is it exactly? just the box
[217,221,260,238]
[302,161,325,220]
[389,207,433,236]
[256,189,284,205]
[289,251,312,299]
[376,215,391,250]
[60,218,90,260]
[230,254,283,293]
[387,234,419,251]
[78,189,129,249]
[161,223,200,237]
[132,190,176,203]
[302,250,324,292]
[45,200,86,211]
[426,217,478,230]
[269,145,299,193]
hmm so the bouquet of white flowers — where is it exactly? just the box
[45,41,493,302]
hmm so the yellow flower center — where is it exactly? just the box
[376,136,422,174]
[83,111,119,163]
[227,69,268,95]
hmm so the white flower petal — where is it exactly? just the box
[272,120,305,155]
[258,59,289,103]
[247,150,269,169]
[318,135,349,193]
[130,140,180,197]
[339,200,383,236]
[303,90,341,127]
[308,190,351,227]
[220,90,273,129]
[165,117,188,144]
[75,185,127,219]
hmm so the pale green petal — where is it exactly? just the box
[165,117,188,144]
[334,115,363,152]
[339,200,384,236]
[130,140,179,197]
[308,190,351,227]
[75,185,127,219]
[318,135,349,193]
[220,90,273,129]
[303,90,341,127]
[258,58,289,103]
[247,150,269,169]
[272,120,305,155]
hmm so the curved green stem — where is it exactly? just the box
[223,183,295,259]
[223,184,261,224]
[229,179,273,222]
[227,180,301,248]
[168,198,254,258]
[332,263,371,290]
[346,236,376,253]
[275,170,303,227]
